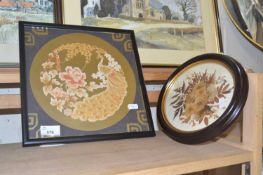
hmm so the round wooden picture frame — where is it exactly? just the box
[157,53,248,144]
[223,0,263,51]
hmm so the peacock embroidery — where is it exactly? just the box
[40,43,127,122]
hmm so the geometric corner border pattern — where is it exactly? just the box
[124,40,133,52]
[112,33,126,42]
[25,32,35,46]
[32,26,48,36]
[28,113,40,139]
[28,113,39,131]
[126,109,149,132]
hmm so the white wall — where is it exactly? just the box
[0,114,21,144]
[1,0,263,144]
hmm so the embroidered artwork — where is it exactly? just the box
[20,22,155,146]
[40,43,127,122]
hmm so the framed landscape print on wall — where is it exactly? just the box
[19,21,155,146]
[0,0,62,65]
[63,0,222,65]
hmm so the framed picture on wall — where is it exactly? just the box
[19,21,155,146]
[0,0,62,65]
[63,0,222,66]
[223,0,263,51]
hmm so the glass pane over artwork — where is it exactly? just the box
[163,60,235,132]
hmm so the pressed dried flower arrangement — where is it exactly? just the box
[157,53,248,144]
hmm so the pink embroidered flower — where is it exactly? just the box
[59,66,87,88]
[51,87,66,99]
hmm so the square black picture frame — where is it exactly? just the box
[19,21,155,146]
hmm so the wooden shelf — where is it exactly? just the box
[0,68,19,87]
[0,132,252,175]
[0,69,261,174]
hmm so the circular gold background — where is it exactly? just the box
[30,33,136,131]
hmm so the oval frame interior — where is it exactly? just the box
[157,53,248,144]
[223,0,263,51]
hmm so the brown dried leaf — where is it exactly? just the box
[223,89,232,94]
[182,81,185,92]
[179,108,183,117]
[207,100,214,105]
[174,108,181,119]
[170,96,180,105]
[204,117,209,126]
[174,101,183,108]
[185,86,190,94]
[218,94,225,98]
[171,93,180,99]
[222,83,229,92]
[218,83,224,93]
[208,71,216,84]
[199,117,203,124]
[214,97,219,103]
[222,87,233,94]
[174,88,181,93]
[182,120,188,124]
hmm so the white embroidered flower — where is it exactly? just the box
[91,73,97,79]
[92,71,106,81]
[43,85,52,96]
[48,53,54,58]
[113,64,121,71]
[76,88,88,98]
[64,108,72,117]
[50,98,65,112]
[108,59,121,72]
[49,70,58,78]
[67,88,77,96]
[104,53,113,61]
[40,72,53,96]
[40,72,52,84]
[52,79,60,86]
[51,87,66,99]
[87,81,96,91]
[42,61,55,70]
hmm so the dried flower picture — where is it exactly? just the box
[157,53,248,144]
